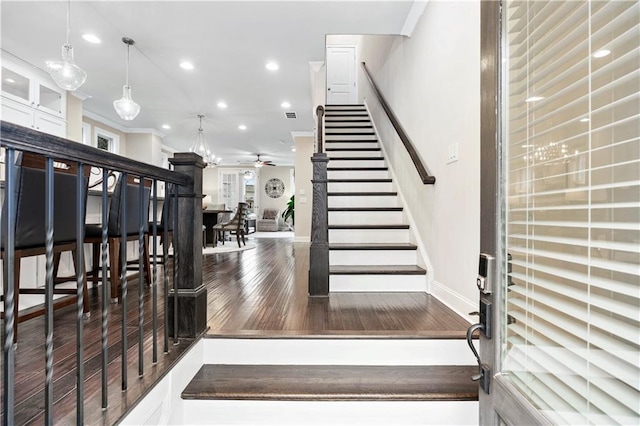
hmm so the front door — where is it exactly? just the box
[326,46,357,104]
[479,1,639,424]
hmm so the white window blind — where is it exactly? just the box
[504,1,639,424]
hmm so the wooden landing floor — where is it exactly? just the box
[205,237,470,338]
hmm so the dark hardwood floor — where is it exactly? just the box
[205,237,469,337]
[2,235,470,425]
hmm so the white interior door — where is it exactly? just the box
[326,46,356,105]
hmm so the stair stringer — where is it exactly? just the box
[362,100,435,294]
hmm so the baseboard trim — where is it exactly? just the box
[431,280,476,324]
[293,236,310,243]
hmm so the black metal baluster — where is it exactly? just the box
[172,189,178,344]
[44,156,55,425]
[2,148,16,426]
[120,172,128,391]
[101,169,109,409]
[138,177,144,376]
[75,163,85,425]
[163,187,169,353]
[152,180,158,363]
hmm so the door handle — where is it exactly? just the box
[327,88,331,91]
[467,322,491,393]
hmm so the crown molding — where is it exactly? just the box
[401,0,429,36]
[83,110,165,138]
[291,131,314,139]
[70,90,92,101]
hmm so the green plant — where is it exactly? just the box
[282,195,294,225]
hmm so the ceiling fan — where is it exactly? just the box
[254,155,276,168]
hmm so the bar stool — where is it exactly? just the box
[84,174,152,302]
[0,152,90,343]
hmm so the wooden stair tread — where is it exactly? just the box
[326,147,381,151]
[182,365,478,401]
[330,157,384,161]
[327,167,388,171]
[328,207,402,211]
[329,224,409,230]
[325,139,378,143]
[326,132,376,135]
[325,119,371,122]
[325,125,373,128]
[330,265,427,275]
[328,191,397,196]
[327,178,392,183]
[330,243,417,250]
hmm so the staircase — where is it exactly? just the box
[324,104,427,292]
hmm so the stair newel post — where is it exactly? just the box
[315,105,325,153]
[168,152,208,337]
[309,159,330,296]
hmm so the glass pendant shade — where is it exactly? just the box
[47,44,87,91]
[113,85,140,121]
[113,37,140,120]
[189,115,214,164]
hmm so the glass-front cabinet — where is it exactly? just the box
[1,57,66,138]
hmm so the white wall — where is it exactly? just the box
[293,135,314,242]
[257,166,294,221]
[358,1,481,319]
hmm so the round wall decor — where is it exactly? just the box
[265,178,285,198]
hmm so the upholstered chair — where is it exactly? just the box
[256,208,280,232]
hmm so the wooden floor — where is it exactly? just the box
[2,235,470,425]
[205,237,469,337]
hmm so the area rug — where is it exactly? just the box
[202,242,256,255]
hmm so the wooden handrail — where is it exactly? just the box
[360,62,435,185]
[315,105,325,153]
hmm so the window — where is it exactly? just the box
[503,1,639,424]
[94,127,119,154]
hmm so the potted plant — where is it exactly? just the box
[282,195,294,228]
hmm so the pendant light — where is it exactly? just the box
[189,114,215,165]
[113,37,140,120]
[46,0,87,91]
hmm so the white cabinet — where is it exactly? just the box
[1,59,66,137]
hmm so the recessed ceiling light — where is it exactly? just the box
[291,148,296,152]
[579,118,590,122]
[180,61,194,70]
[592,49,611,58]
[265,61,279,71]
[217,101,228,109]
[238,124,247,131]
[161,124,171,129]
[5,78,15,83]
[82,34,101,44]
[525,96,545,102]
[281,101,291,108]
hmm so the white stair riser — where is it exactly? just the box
[326,150,381,158]
[329,210,403,225]
[328,170,389,179]
[325,134,377,141]
[181,400,478,425]
[325,142,379,149]
[202,338,475,365]
[328,182,394,192]
[330,274,427,292]
[325,116,370,121]
[325,121,371,127]
[329,228,409,243]
[328,160,385,168]
[328,196,398,208]
[329,250,417,265]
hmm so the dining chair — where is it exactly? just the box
[212,202,248,248]
[1,152,90,342]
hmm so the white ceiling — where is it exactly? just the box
[1,1,415,166]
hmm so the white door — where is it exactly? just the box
[326,46,356,104]
[478,1,640,425]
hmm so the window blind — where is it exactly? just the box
[504,1,639,424]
